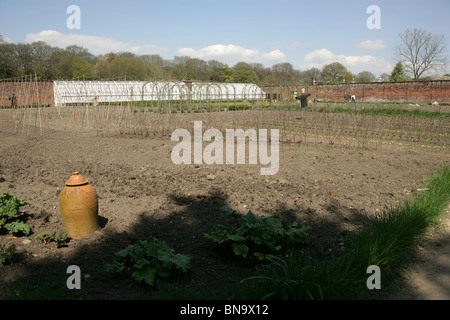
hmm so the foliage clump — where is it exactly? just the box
[0,193,30,236]
[104,236,192,286]
[205,206,310,262]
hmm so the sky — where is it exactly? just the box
[1,0,449,77]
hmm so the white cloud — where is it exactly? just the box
[290,40,301,48]
[304,48,335,63]
[357,40,387,50]
[176,44,287,66]
[1,34,11,43]
[300,48,393,75]
[25,30,170,55]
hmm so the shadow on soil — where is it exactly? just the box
[1,189,372,300]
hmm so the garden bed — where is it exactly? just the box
[0,107,448,299]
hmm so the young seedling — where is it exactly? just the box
[37,232,56,244]
[55,231,69,248]
[37,231,69,248]
[0,244,18,265]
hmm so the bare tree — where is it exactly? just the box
[394,28,447,80]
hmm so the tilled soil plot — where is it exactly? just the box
[0,127,448,299]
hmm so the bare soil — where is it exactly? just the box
[0,110,449,300]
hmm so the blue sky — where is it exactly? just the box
[1,0,449,76]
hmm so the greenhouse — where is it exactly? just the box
[53,81,266,106]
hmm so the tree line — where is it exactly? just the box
[1,28,447,85]
[0,36,383,85]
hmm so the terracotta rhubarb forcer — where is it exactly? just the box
[59,172,100,239]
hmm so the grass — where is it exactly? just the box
[301,104,450,119]
[237,165,450,300]
[0,269,70,300]
[90,100,450,117]
[329,107,450,119]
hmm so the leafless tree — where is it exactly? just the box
[394,28,447,80]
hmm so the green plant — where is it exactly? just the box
[37,231,69,248]
[205,207,310,262]
[0,244,18,265]
[227,104,252,111]
[240,253,331,300]
[37,232,55,244]
[55,231,69,248]
[0,193,30,236]
[104,235,192,286]
[0,271,69,299]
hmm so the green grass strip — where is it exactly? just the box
[308,106,450,119]
[240,165,450,300]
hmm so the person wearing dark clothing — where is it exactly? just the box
[9,94,17,108]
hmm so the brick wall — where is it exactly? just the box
[1,80,449,106]
[0,81,54,107]
[264,80,450,103]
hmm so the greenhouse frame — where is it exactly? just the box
[53,81,266,106]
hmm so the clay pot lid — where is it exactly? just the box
[65,172,89,186]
